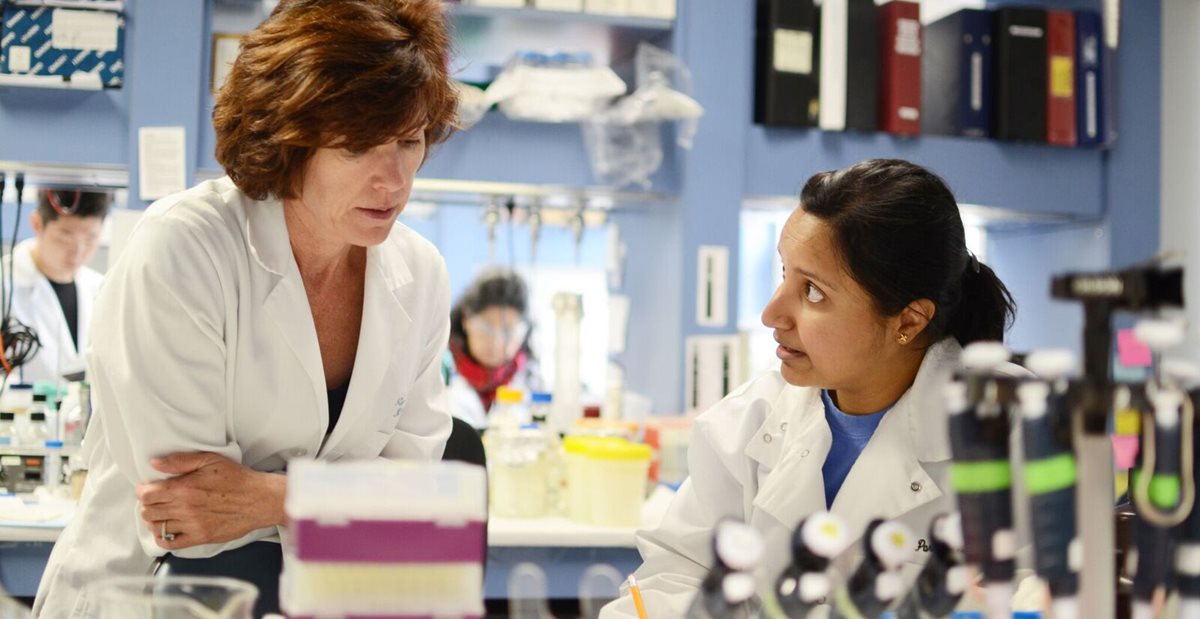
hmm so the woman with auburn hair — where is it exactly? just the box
[33,1,458,616]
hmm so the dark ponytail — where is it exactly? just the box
[799,159,1015,346]
[947,261,1015,344]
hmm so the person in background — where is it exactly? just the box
[601,159,1018,618]
[33,1,458,616]
[446,268,541,428]
[5,188,108,385]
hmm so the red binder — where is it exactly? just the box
[879,0,921,135]
[1046,10,1077,146]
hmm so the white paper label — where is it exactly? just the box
[696,245,730,328]
[52,9,119,52]
[970,52,983,111]
[138,126,187,202]
[1009,25,1045,39]
[9,45,31,72]
[1085,71,1098,138]
[773,29,813,75]
[895,18,921,57]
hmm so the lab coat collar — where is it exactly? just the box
[243,187,416,294]
[12,238,42,288]
[243,193,293,279]
[742,337,961,534]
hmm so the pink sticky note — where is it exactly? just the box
[1117,329,1152,368]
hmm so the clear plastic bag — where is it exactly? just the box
[484,51,627,123]
[580,117,662,190]
[453,81,490,130]
[581,43,704,187]
[632,42,703,149]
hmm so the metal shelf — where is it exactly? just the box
[449,4,672,32]
[0,161,127,189]
[195,169,676,210]
[0,73,106,91]
[9,0,123,10]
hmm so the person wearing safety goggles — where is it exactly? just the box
[445,269,543,428]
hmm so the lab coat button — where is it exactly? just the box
[289,448,308,458]
[800,449,810,457]
[910,481,922,492]
[779,422,788,432]
[763,434,773,444]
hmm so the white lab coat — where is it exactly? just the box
[3,238,102,385]
[601,338,970,619]
[33,177,453,618]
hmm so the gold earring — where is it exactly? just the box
[897,333,909,345]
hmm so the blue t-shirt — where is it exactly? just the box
[821,390,890,508]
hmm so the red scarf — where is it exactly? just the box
[449,339,527,411]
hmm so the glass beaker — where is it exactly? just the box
[85,575,257,619]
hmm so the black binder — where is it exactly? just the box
[993,7,1047,142]
[844,0,879,132]
[754,0,820,127]
[922,9,993,138]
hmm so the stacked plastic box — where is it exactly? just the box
[281,460,487,619]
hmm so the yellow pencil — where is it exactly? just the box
[628,574,649,619]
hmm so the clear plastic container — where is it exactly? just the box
[0,412,15,447]
[43,440,63,491]
[0,384,33,416]
[585,439,650,528]
[85,575,257,619]
[23,411,49,447]
[529,392,553,426]
[489,386,529,428]
[562,435,630,525]
[491,427,551,519]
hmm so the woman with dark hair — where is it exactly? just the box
[34,1,458,615]
[602,159,1017,618]
[446,269,540,428]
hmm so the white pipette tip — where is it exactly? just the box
[962,342,1011,372]
[716,520,765,572]
[1052,597,1079,619]
[984,582,1013,619]
[1024,348,1077,380]
[1134,318,1187,352]
[932,512,965,551]
[1163,357,1200,385]
[800,511,851,559]
[870,520,916,569]
[1132,601,1157,619]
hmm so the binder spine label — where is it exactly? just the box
[970,51,983,111]
[896,18,921,56]
[774,28,813,74]
[1051,56,1074,97]
[1085,71,1097,138]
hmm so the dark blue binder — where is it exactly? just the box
[1075,10,1104,148]
[921,9,992,138]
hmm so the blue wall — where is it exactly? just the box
[0,0,1165,412]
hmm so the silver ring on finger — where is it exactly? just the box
[161,520,176,542]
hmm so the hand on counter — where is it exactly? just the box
[135,452,286,551]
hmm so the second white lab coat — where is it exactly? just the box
[3,238,102,385]
[33,178,453,618]
[601,338,969,618]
